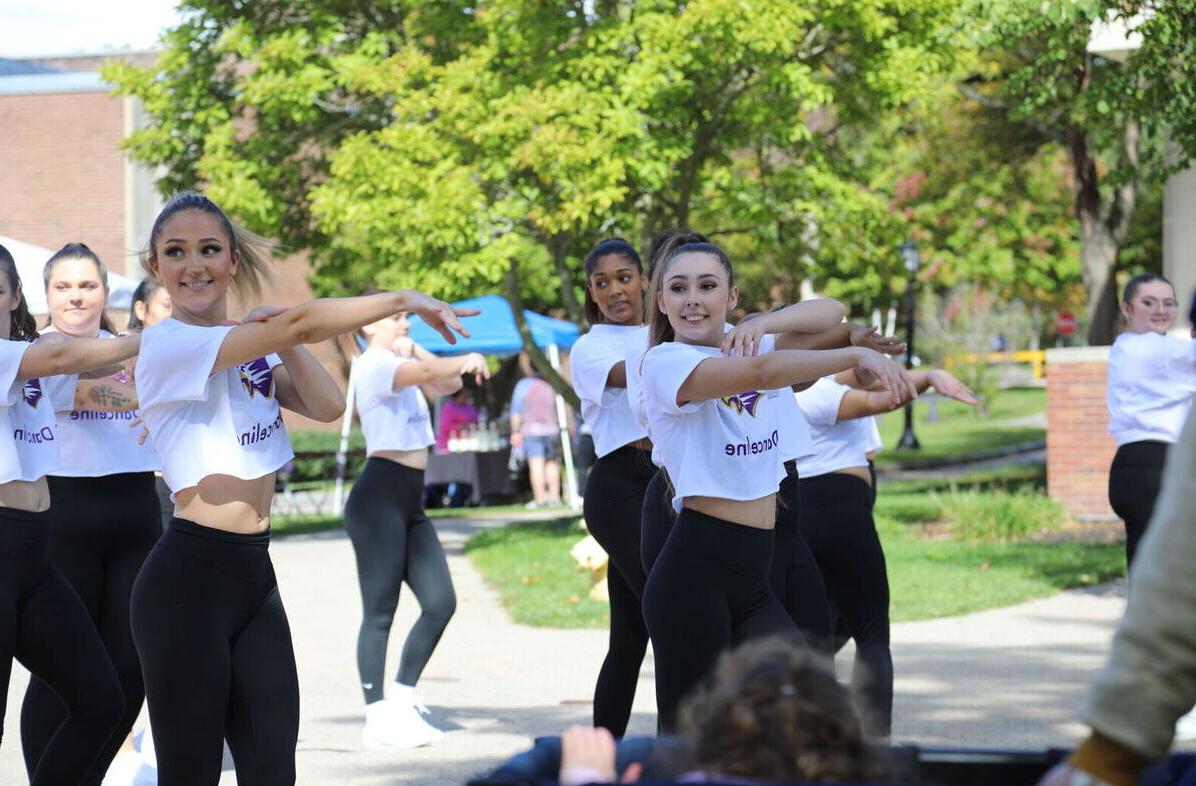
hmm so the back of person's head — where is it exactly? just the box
[675,636,886,783]
[0,243,39,341]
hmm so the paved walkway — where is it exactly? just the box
[3,514,1130,785]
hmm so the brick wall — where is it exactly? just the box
[0,89,132,275]
[1045,347,1116,520]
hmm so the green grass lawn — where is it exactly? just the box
[874,387,1045,465]
[463,464,1126,628]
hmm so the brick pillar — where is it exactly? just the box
[1045,347,1117,520]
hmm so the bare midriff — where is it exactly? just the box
[629,437,653,452]
[0,478,50,513]
[683,492,777,529]
[368,448,428,471]
[173,473,277,534]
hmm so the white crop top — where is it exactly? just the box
[355,348,434,454]
[0,340,60,483]
[795,376,879,478]
[642,340,787,512]
[43,331,158,477]
[570,324,648,458]
[135,319,293,498]
[775,387,815,464]
[1107,332,1196,446]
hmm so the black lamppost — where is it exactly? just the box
[897,240,921,450]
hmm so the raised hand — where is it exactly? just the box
[460,352,491,384]
[928,369,979,406]
[402,291,478,344]
[850,325,906,356]
[722,317,768,358]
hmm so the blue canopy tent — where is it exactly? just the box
[334,294,583,509]
[404,294,580,355]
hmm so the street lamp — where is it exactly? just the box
[897,240,921,450]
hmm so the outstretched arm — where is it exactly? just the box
[73,377,139,412]
[212,290,475,378]
[18,333,141,382]
[834,367,976,421]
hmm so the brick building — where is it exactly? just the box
[0,52,343,428]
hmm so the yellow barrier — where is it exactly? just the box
[944,350,1046,380]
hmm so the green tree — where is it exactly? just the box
[959,0,1196,345]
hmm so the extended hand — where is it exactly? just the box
[928,369,979,406]
[851,325,906,356]
[856,351,917,409]
[461,352,491,384]
[403,291,477,345]
[722,319,768,358]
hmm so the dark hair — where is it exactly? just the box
[1122,272,1172,304]
[126,276,165,330]
[43,242,117,334]
[582,237,643,324]
[675,636,888,783]
[645,231,733,350]
[0,243,40,341]
[144,191,274,298]
[1190,289,1196,330]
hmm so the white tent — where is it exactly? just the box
[0,234,141,314]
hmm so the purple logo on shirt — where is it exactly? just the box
[22,378,43,408]
[720,390,762,417]
[239,358,275,399]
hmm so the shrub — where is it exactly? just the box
[936,488,1065,541]
[284,428,367,484]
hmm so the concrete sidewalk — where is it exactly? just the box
[2,514,1129,785]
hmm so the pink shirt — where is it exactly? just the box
[436,398,479,450]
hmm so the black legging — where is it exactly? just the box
[1108,440,1170,571]
[21,472,161,785]
[344,457,456,704]
[131,517,299,786]
[639,469,674,575]
[582,444,654,737]
[772,469,833,652]
[0,506,124,786]
[798,471,893,738]
[642,507,798,731]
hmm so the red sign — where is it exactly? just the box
[1055,310,1077,336]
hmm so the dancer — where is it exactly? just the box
[345,312,488,748]
[570,238,653,737]
[638,231,912,729]
[0,242,144,786]
[129,191,474,785]
[20,244,162,786]
[1106,273,1195,570]
[796,367,976,737]
[127,277,176,530]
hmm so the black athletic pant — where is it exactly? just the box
[643,507,798,731]
[0,506,124,786]
[131,517,299,786]
[344,457,456,704]
[582,445,654,737]
[22,472,161,785]
[639,469,674,575]
[1108,440,1170,571]
[772,469,833,652]
[799,472,893,738]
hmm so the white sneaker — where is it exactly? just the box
[362,701,443,749]
[1176,706,1196,740]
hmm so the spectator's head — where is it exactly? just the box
[1120,272,1176,335]
[582,237,645,327]
[675,636,886,783]
[0,243,38,341]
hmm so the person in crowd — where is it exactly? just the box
[19,243,163,786]
[0,242,145,786]
[345,312,488,748]
[558,636,891,785]
[795,366,976,738]
[638,230,913,729]
[1106,273,1195,570]
[430,386,481,507]
[1037,403,1196,786]
[129,191,475,785]
[511,359,563,508]
[569,237,653,737]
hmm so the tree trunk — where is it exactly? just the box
[550,235,584,327]
[505,258,581,409]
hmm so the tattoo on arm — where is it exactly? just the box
[86,384,132,411]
